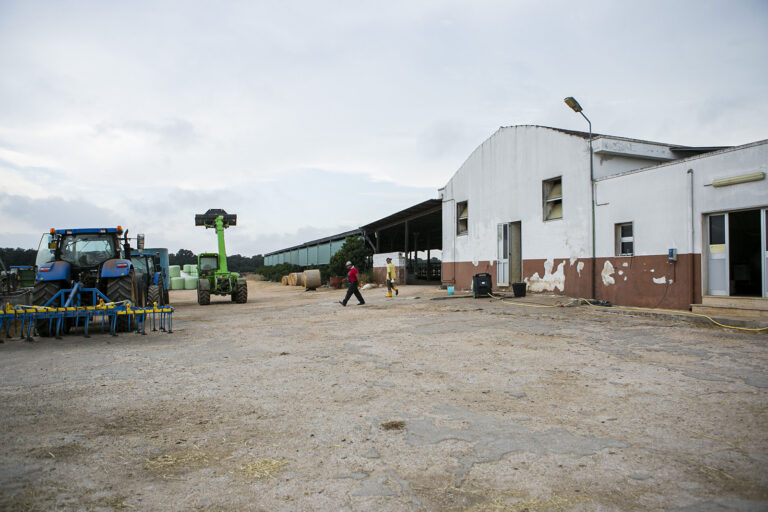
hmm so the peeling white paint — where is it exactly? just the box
[622,262,628,267]
[623,276,627,281]
[653,276,666,284]
[650,269,655,273]
[576,261,584,277]
[525,259,566,292]
[570,255,578,266]
[618,270,624,276]
[601,261,615,286]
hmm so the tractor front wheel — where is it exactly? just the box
[233,280,247,304]
[147,285,162,307]
[107,273,137,332]
[197,279,210,306]
[32,281,62,337]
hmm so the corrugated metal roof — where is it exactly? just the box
[264,228,361,257]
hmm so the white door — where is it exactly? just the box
[707,214,728,296]
[497,223,509,286]
[764,209,768,297]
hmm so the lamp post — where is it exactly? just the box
[564,96,597,300]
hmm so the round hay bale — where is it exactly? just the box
[296,272,305,286]
[169,265,181,278]
[184,277,198,290]
[170,276,185,290]
[281,276,288,286]
[288,272,300,286]
[303,269,321,289]
[183,264,196,274]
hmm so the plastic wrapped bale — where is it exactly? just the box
[170,277,185,290]
[184,277,198,290]
[303,269,321,289]
[169,265,181,278]
[183,264,196,274]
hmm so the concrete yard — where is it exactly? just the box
[1,279,767,511]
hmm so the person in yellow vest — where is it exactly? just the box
[385,257,399,297]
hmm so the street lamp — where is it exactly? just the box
[564,96,597,300]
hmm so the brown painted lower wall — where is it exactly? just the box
[442,253,702,310]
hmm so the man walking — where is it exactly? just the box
[339,261,365,306]
[385,257,398,297]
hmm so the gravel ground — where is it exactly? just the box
[1,279,767,511]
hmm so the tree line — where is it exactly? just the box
[0,247,265,273]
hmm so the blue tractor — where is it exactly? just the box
[33,226,139,335]
[130,248,170,306]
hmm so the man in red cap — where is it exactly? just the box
[339,260,365,306]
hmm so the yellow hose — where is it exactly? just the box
[487,293,768,332]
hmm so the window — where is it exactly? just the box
[543,177,562,220]
[457,201,468,235]
[616,222,634,256]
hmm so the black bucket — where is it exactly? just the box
[512,282,526,297]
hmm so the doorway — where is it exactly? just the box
[497,222,521,286]
[706,209,766,297]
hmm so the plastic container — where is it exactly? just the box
[447,285,454,295]
[512,282,527,297]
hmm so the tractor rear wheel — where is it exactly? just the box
[234,281,247,304]
[107,273,137,332]
[147,285,162,307]
[197,280,210,306]
[32,281,61,337]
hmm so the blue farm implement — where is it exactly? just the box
[1,282,173,341]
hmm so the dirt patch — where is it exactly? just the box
[0,283,766,511]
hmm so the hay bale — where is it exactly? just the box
[296,272,305,287]
[289,272,302,286]
[170,277,185,290]
[281,276,288,286]
[303,269,321,289]
[183,277,198,290]
[169,265,181,278]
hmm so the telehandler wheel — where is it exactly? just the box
[233,280,247,304]
[147,285,162,307]
[197,279,210,306]
[32,281,61,337]
[107,272,138,332]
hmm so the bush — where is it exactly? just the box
[329,237,373,277]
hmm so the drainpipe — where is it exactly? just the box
[688,168,695,308]
[588,125,596,301]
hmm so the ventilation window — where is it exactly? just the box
[457,201,468,235]
[543,177,562,221]
[616,222,634,256]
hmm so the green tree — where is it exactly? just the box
[329,236,373,277]
[169,249,196,266]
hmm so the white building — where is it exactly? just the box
[439,125,768,310]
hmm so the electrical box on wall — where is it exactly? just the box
[668,248,678,261]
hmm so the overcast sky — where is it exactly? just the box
[1,0,766,255]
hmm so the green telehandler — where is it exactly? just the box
[194,209,247,305]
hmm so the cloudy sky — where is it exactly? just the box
[1,0,766,255]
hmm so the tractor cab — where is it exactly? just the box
[35,228,127,288]
[197,253,219,275]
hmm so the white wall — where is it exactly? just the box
[442,126,593,264]
[595,140,768,257]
